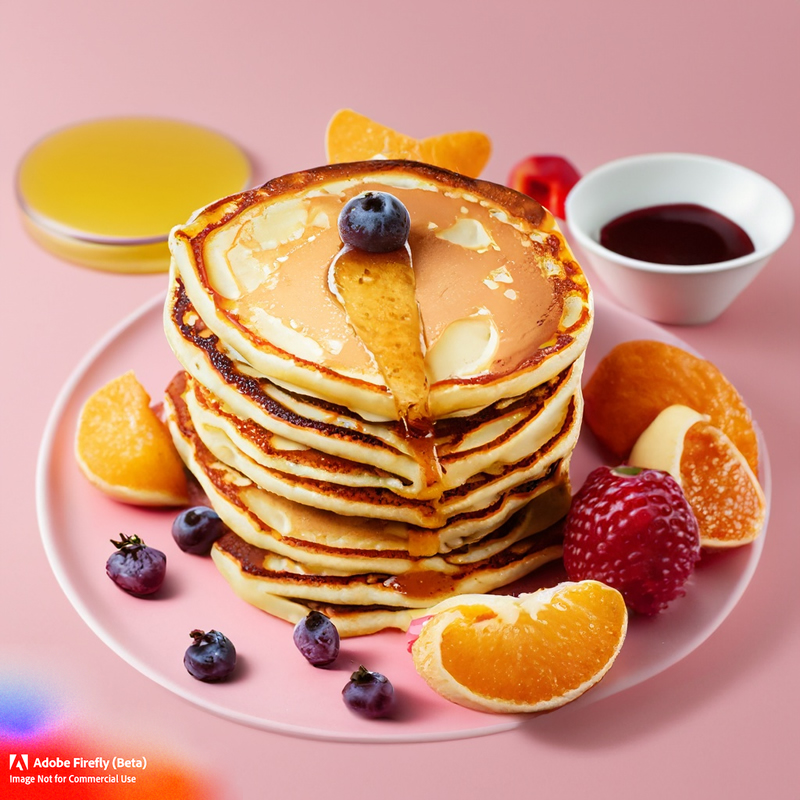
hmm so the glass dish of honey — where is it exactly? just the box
[16,117,251,273]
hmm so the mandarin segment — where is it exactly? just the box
[681,422,766,547]
[325,109,491,177]
[418,131,492,179]
[326,109,421,163]
[411,582,627,713]
[75,371,189,506]
[630,405,766,548]
[583,340,759,475]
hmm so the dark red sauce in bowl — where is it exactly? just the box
[599,203,755,266]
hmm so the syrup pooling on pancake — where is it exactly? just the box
[201,177,562,382]
[164,278,426,484]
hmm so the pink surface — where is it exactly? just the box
[3,0,798,798]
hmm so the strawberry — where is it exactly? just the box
[507,155,581,220]
[562,466,700,615]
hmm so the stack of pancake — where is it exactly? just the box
[163,160,593,636]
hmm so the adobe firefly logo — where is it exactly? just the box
[9,754,28,771]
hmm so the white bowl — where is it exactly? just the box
[564,153,794,324]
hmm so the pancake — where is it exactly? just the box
[168,160,593,421]
[163,159,592,635]
[165,374,571,574]
[166,370,580,530]
[165,276,423,483]
[166,276,583,495]
[210,522,563,629]
[201,590,421,638]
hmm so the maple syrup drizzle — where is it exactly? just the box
[330,243,443,495]
[402,416,443,499]
[407,529,441,558]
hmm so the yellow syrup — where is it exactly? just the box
[16,117,250,272]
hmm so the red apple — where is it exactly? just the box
[507,155,581,220]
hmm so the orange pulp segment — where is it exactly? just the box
[75,371,188,506]
[583,340,759,475]
[630,405,766,548]
[411,581,627,713]
[325,109,491,178]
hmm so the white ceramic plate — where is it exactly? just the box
[36,293,768,742]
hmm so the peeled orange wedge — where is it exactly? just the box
[411,581,627,714]
[75,371,188,506]
[325,109,491,178]
[629,405,766,548]
[583,340,759,476]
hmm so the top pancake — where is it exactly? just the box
[168,160,592,420]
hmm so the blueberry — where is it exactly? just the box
[342,666,395,719]
[338,191,410,253]
[293,611,340,667]
[172,506,226,555]
[105,534,166,596]
[184,629,237,682]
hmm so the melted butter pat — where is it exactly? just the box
[435,217,497,252]
[425,313,499,382]
[242,307,325,362]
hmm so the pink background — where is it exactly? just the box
[2,1,798,798]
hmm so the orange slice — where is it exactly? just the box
[75,371,188,506]
[583,340,759,475]
[629,405,766,548]
[325,109,491,178]
[411,581,627,713]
